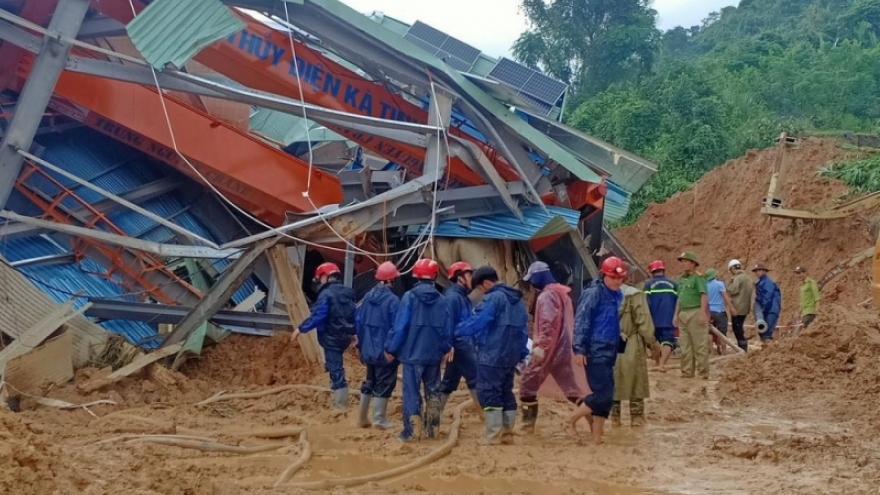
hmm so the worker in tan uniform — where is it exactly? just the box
[726,259,752,351]
[673,252,710,379]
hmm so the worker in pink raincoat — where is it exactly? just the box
[518,261,584,433]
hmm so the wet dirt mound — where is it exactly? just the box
[181,333,317,387]
[719,304,880,426]
[614,137,876,311]
[0,410,61,494]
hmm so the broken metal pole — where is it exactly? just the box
[343,247,354,288]
[161,237,280,348]
[0,0,90,208]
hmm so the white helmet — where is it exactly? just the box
[728,259,742,270]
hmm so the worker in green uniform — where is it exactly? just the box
[673,252,710,379]
[794,266,820,336]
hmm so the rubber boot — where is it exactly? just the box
[501,410,517,444]
[372,398,396,429]
[610,401,622,427]
[630,399,646,427]
[468,389,485,421]
[520,402,538,434]
[481,410,503,445]
[357,393,372,427]
[424,394,441,439]
[737,340,749,352]
[331,387,349,410]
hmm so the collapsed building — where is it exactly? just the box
[0,0,656,378]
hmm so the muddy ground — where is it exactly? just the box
[3,138,879,494]
[3,323,879,495]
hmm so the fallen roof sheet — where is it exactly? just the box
[127,0,245,69]
[408,205,579,240]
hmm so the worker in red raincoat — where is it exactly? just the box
[519,261,583,433]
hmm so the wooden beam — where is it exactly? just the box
[78,344,183,393]
[267,245,323,364]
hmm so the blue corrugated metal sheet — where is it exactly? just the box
[408,206,580,240]
[1,128,262,347]
[604,181,632,223]
[127,0,245,69]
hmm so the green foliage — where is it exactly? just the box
[821,155,880,192]
[540,0,880,225]
[512,0,660,97]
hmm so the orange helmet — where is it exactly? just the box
[601,257,627,278]
[647,260,665,273]
[375,261,399,281]
[447,261,473,280]
[315,262,340,279]
[413,258,440,280]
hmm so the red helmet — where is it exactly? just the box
[601,257,627,278]
[447,261,473,280]
[413,258,440,280]
[375,261,399,281]
[315,262,340,279]
[647,260,665,273]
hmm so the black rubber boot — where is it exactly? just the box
[520,401,538,434]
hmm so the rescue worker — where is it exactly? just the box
[726,259,752,351]
[705,269,735,355]
[673,252,710,379]
[752,262,782,341]
[794,266,820,335]
[643,260,678,369]
[294,262,357,410]
[567,257,627,445]
[384,258,451,442]
[612,281,659,427]
[456,266,529,445]
[438,261,481,419]
[518,261,582,434]
[355,261,400,429]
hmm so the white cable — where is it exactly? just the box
[122,0,431,260]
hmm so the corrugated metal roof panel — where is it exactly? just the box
[408,206,580,240]
[127,0,245,69]
[604,181,632,223]
[0,257,109,368]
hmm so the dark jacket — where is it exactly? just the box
[356,284,399,365]
[385,282,452,365]
[445,283,475,350]
[755,274,782,316]
[299,280,356,351]
[456,283,529,368]
[643,275,678,328]
[573,280,624,361]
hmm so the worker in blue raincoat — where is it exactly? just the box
[567,257,627,445]
[355,261,401,429]
[384,259,452,442]
[438,261,482,420]
[456,266,529,446]
[752,262,782,341]
[293,262,357,410]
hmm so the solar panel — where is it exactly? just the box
[403,34,440,56]
[521,72,567,105]
[439,37,480,66]
[488,57,568,109]
[405,21,481,67]
[407,21,448,48]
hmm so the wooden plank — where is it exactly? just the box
[77,344,183,393]
[267,245,323,364]
[0,299,88,370]
[4,330,74,394]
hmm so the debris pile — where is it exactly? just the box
[719,303,880,428]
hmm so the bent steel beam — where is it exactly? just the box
[0,0,90,208]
